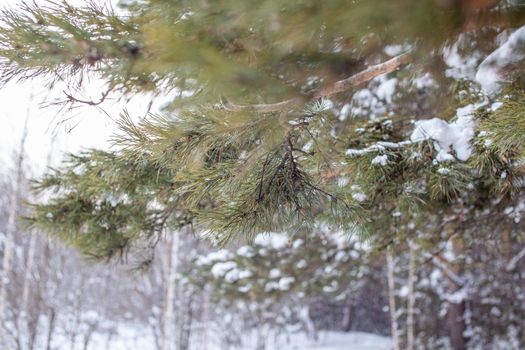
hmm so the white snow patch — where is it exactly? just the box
[237,245,255,258]
[476,25,525,93]
[296,259,308,269]
[376,77,397,103]
[254,232,289,249]
[410,103,483,162]
[352,193,368,203]
[371,154,388,166]
[265,331,392,350]
[196,249,233,266]
[269,268,281,279]
[211,261,237,278]
[278,277,295,291]
[437,167,451,175]
[443,39,480,80]
[384,45,404,56]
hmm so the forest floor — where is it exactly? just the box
[240,331,393,350]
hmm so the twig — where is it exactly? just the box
[505,245,525,271]
[63,88,111,106]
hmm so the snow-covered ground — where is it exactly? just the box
[56,325,392,350]
[248,331,393,350]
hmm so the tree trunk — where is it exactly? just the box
[387,248,401,350]
[406,242,416,350]
[177,292,193,350]
[161,230,180,350]
[46,309,56,350]
[0,115,29,345]
[445,236,467,350]
[342,297,353,332]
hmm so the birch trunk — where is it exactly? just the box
[161,230,180,350]
[446,236,467,350]
[387,248,401,350]
[406,242,416,350]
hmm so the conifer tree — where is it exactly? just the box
[0,0,523,266]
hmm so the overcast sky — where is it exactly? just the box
[0,0,146,176]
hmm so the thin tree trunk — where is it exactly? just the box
[0,115,29,345]
[341,296,353,332]
[446,236,467,350]
[19,134,55,340]
[19,229,37,339]
[387,248,401,350]
[161,230,180,350]
[178,292,193,350]
[406,242,416,350]
[46,309,56,350]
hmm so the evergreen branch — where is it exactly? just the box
[222,53,412,113]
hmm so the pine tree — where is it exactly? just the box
[0,1,525,347]
[0,0,519,260]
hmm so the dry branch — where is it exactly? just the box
[222,53,412,113]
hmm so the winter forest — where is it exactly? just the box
[0,0,524,349]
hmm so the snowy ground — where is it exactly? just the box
[61,325,392,350]
[250,331,393,350]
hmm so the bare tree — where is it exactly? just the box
[161,230,181,350]
[406,242,416,350]
[0,114,29,346]
[387,248,400,350]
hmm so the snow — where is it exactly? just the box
[490,101,503,111]
[410,103,483,162]
[269,268,281,279]
[296,259,308,269]
[371,154,388,166]
[476,25,525,93]
[346,140,413,157]
[376,77,397,104]
[196,249,233,265]
[445,288,468,304]
[351,192,368,203]
[225,268,253,283]
[237,245,255,258]
[240,331,392,350]
[254,232,289,249]
[278,277,295,291]
[211,261,237,278]
[443,38,480,80]
[437,167,451,175]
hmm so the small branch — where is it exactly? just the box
[423,251,464,287]
[222,53,412,113]
[313,53,412,99]
[63,88,111,106]
[505,245,525,272]
[257,152,273,202]
[221,96,303,113]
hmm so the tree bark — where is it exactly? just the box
[387,248,401,350]
[406,242,416,350]
[161,230,180,350]
[445,236,467,350]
